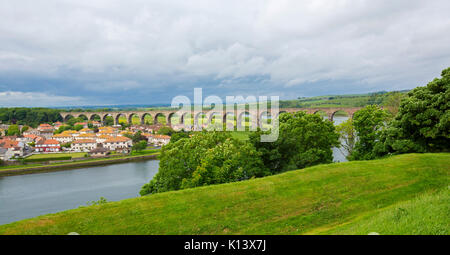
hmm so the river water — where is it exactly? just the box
[0,160,159,225]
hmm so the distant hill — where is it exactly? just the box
[280,90,409,108]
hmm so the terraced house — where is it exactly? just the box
[71,139,97,152]
[103,136,132,151]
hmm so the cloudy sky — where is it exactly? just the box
[1,0,449,107]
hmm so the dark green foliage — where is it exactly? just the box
[374,67,450,156]
[7,124,21,136]
[349,105,389,160]
[132,140,147,152]
[157,126,175,136]
[0,108,62,127]
[249,111,340,173]
[170,132,190,143]
[73,124,84,131]
[140,131,267,195]
[104,116,114,126]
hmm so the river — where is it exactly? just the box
[0,160,159,225]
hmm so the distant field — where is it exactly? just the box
[26,153,86,160]
[1,153,448,235]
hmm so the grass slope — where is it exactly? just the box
[0,153,448,235]
[318,188,449,235]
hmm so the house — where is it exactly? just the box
[23,134,40,143]
[90,121,102,127]
[88,146,110,157]
[53,122,64,129]
[115,147,131,154]
[79,128,94,134]
[75,133,97,140]
[0,148,14,161]
[52,133,75,144]
[103,136,132,151]
[0,139,25,158]
[35,139,61,152]
[148,134,171,146]
[37,123,54,132]
[22,128,41,136]
[74,122,89,128]
[95,135,113,143]
[71,139,97,152]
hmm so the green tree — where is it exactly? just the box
[104,116,114,126]
[335,118,356,159]
[383,91,407,116]
[249,111,340,173]
[7,124,21,136]
[350,105,389,160]
[170,132,190,143]
[21,125,30,133]
[132,140,147,152]
[140,131,267,195]
[157,126,175,136]
[374,67,450,155]
[73,124,84,131]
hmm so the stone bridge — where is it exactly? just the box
[59,107,361,129]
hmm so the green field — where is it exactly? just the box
[0,153,448,235]
[26,152,86,160]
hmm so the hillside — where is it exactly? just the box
[0,153,448,235]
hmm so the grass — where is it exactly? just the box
[316,188,449,235]
[0,153,448,235]
[26,152,86,159]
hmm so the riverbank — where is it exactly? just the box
[1,153,448,234]
[0,152,160,177]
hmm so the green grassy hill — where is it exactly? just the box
[0,153,448,235]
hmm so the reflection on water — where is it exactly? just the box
[0,160,159,225]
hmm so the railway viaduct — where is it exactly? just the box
[59,107,362,129]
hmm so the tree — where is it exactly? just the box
[335,118,356,159]
[374,67,450,155]
[170,132,190,143]
[73,124,84,131]
[140,131,267,195]
[7,124,20,136]
[350,105,389,160]
[157,126,175,136]
[132,140,147,152]
[383,91,406,116]
[104,116,114,126]
[21,125,30,133]
[249,111,340,173]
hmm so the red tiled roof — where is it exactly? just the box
[72,139,96,144]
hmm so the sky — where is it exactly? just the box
[0,0,449,107]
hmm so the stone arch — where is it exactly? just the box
[64,114,75,122]
[89,114,102,122]
[168,112,181,125]
[115,113,127,125]
[77,114,88,121]
[141,113,153,125]
[223,112,236,131]
[331,110,349,124]
[259,111,272,129]
[208,112,222,125]
[128,113,140,125]
[154,113,166,125]
[194,112,207,128]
